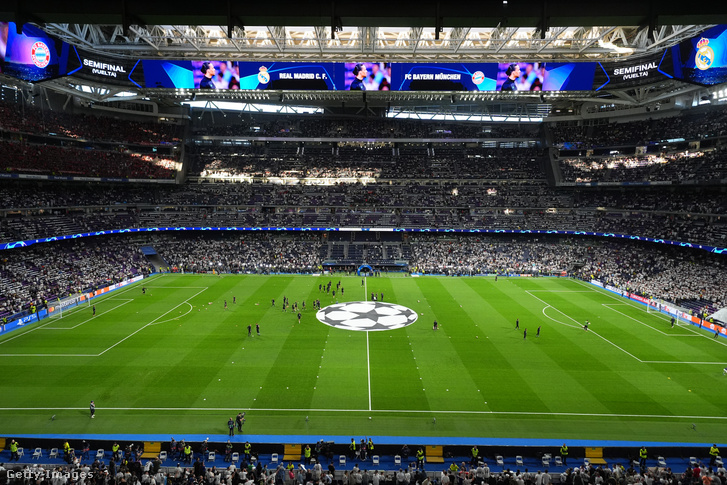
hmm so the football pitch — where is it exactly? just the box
[1,273,726,443]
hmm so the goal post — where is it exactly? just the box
[646,298,663,314]
[47,293,91,319]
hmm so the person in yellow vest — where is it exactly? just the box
[349,438,357,460]
[63,440,71,458]
[10,439,19,461]
[639,446,647,468]
[471,445,479,466]
[710,444,720,467]
[449,463,459,473]
[245,441,252,462]
[367,438,374,458]
[416,448,425,469]
[560,444,568,466]
[184,443,192,464]
[304,444,312,465]
[112,442,121,461]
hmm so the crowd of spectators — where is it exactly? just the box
[152,233,322,274]
[1,179,726,248]
[558,150,727,183]
[191,146,544,181]
[550,109,727,149]
[0,141,178,179]
[193,117,540,139]
[0,101,183,145]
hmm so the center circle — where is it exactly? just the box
[316,301,419,332]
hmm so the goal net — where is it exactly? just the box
[47,293,91,319]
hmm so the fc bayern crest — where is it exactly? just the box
[31,41,51,68]
[316,301,418,332]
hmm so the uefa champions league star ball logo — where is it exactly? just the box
[316,301,418,332]
[31,41,51,68]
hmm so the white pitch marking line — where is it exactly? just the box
[1,406,727,421]
[97,287,208,356]
[573,279,727,348]
[43,299,134,330]
[0,287,208,358]
[149,302,194,326]
[527,290,643,362]
[367,331,372,412]
[535,284,727,365]
[601,304,698,337]
[540,305,578,329]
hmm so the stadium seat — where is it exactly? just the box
[715,456,723,467]
[657,457,667,467]
[394,455,401,466]
[17,448,24,459]
[690,457,699,466]
[32,448,42,460]
[49,448,59,459]
[372,456,380,466]
[141,442,162,459]
[232,452,239,464]
[159,451,167,461]
[496,455,504,467]
[516,456,523,467]
[542,454,551,467]
[271,453,279,464]
[339,455,346,466]
[208,451,216,462]
[584,458,590,466]
[554,456,562,467]
[96,449,104,460]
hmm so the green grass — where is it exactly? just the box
[1,273,726,442]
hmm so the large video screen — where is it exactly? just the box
[60,45,145,88]
[672,24,727,86]
[3,23,727,92]
[392,63,497,91]
[343,62,391,90]
[496,62,596,92]
[593,51,674,91]
[1,22,62,82]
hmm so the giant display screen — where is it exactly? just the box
[392,63,497,91]
[672,24,727,86]
[343,62,391,90]
[3,23,727,92]
[1,22,63,82]
[496,62,596,91]
[60,45,145,88]
[593,50,675,91]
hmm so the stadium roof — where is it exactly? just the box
[5,0,727,62]
[3,1,727,111]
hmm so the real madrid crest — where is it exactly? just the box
[258,66,271,84]
[695,38,714,71]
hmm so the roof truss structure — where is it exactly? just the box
[40,24,711,62]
